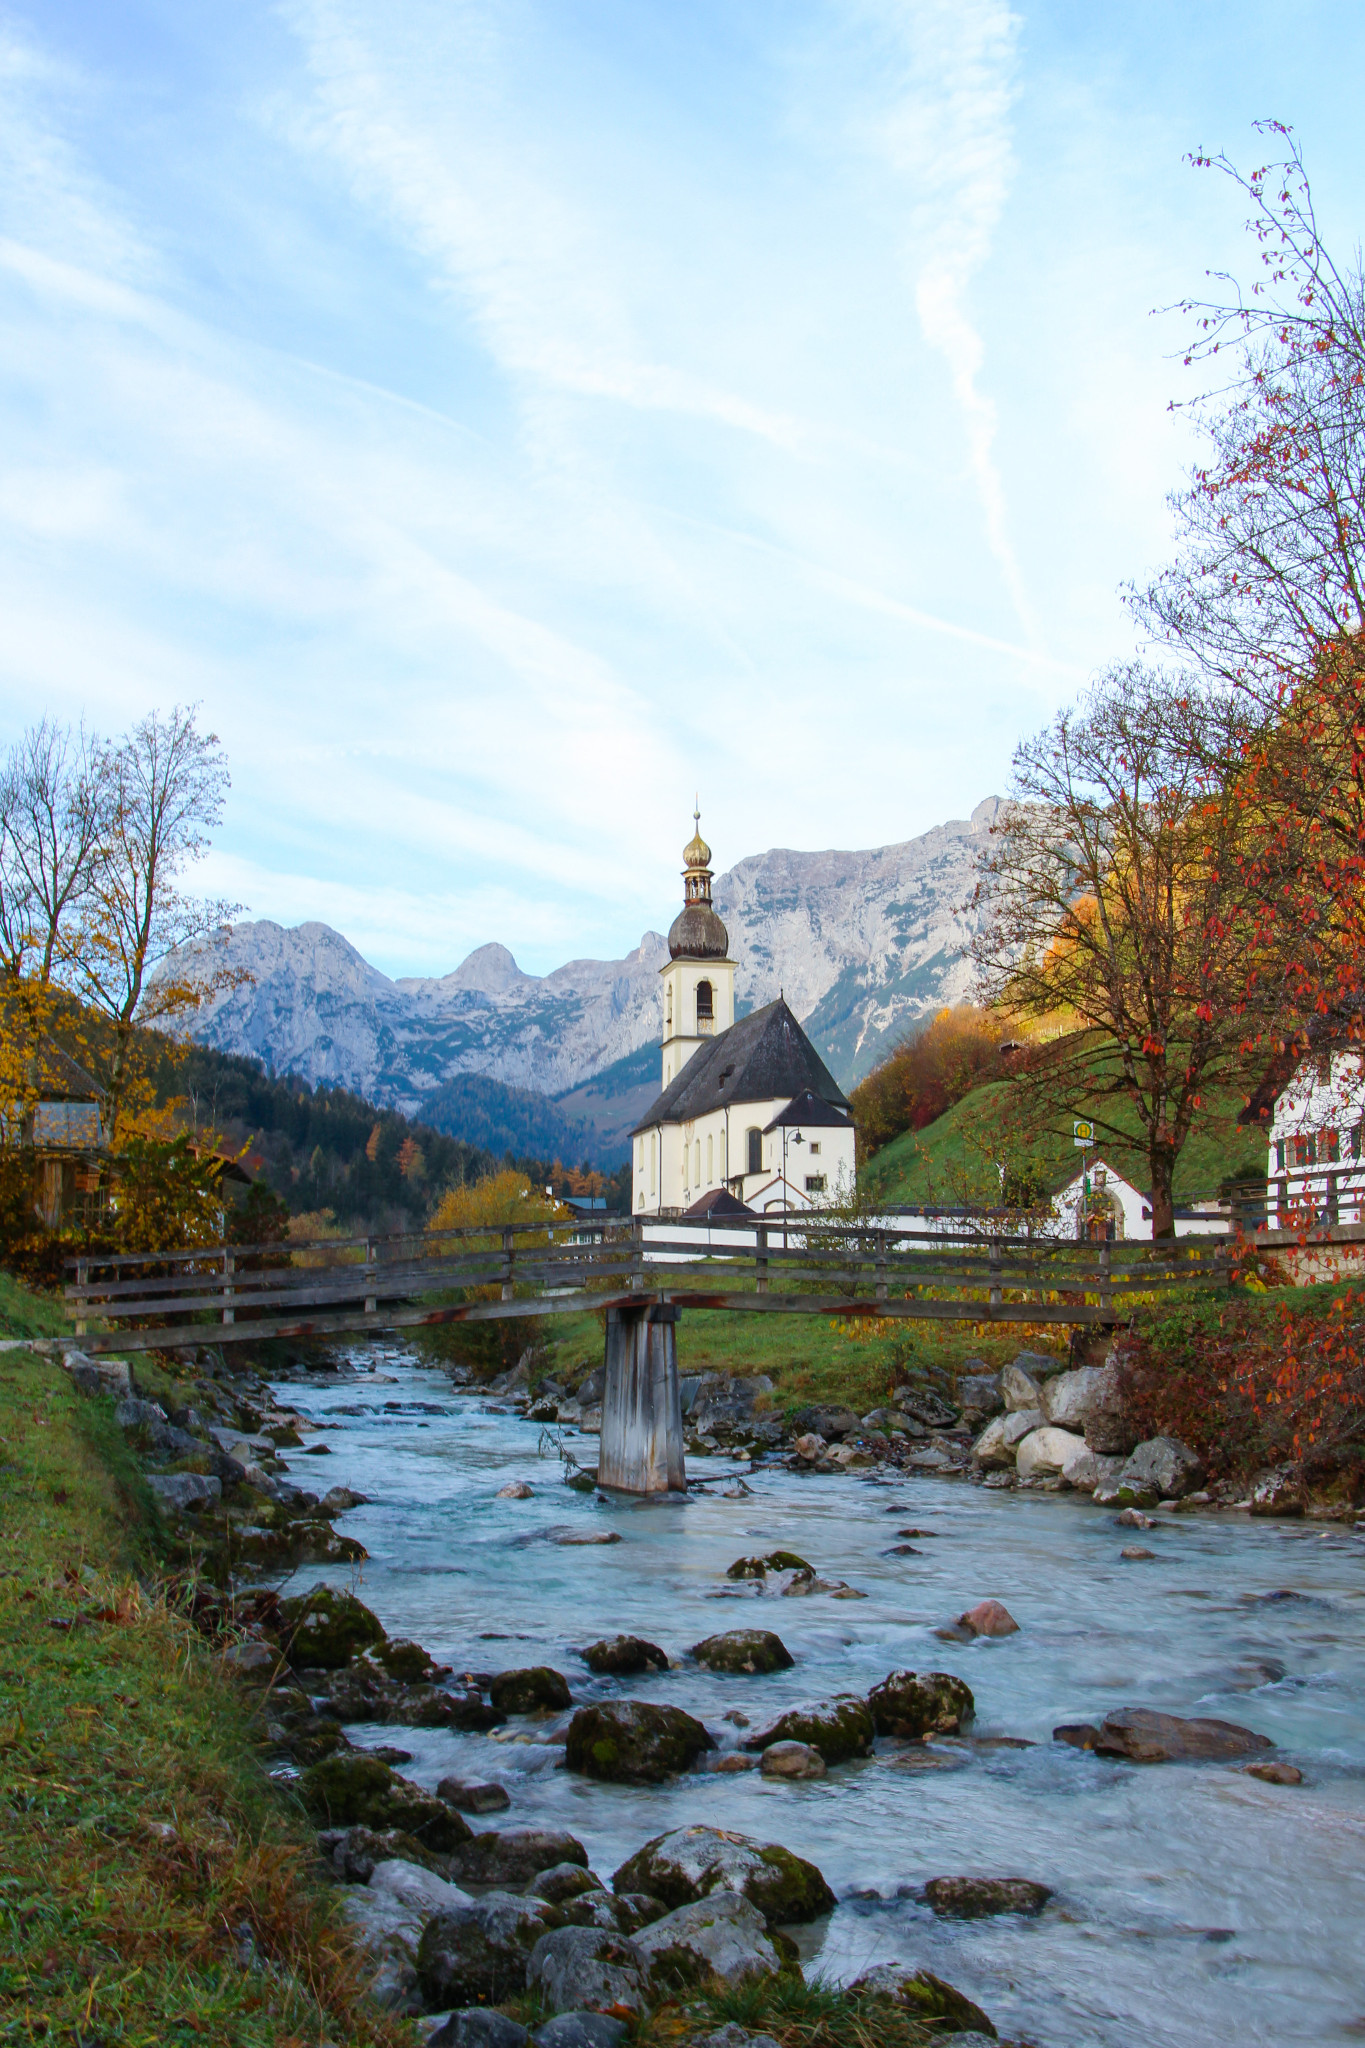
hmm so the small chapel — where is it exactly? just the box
[631,813,856,1217]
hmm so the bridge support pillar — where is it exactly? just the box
[597,1303,685,1494]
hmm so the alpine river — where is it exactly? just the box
[268,1344,1365,2048]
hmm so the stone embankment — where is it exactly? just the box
[506,1346,1332,1518]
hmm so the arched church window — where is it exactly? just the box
[666,986,673,1028]
[706,1132,713,1182]
[696,979,713,1032]
[694,1139,702,1184]
[747,1126,762,1176]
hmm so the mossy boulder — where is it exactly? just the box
[489,1666,573,1715]
[850,1964,996,2036]
[416,1893,561,2007]
[277,1583,387,1668]
[565,1701,713,1783]
[449,1827,588,1888]
[689,1629,794,1675]
[725,1551,812,1580]
[743,1694,875,1765]
[581,1635,670,1675]
[297,1752,473,1851]
[372,1637,448,1683]
[868,1670,975,1738]
[612,1825,836,1926]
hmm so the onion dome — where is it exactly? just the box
[669,803,730,959]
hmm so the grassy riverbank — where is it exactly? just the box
[0,1340,407,2047]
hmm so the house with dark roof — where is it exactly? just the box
[631,815,855,1215]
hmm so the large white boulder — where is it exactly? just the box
[1000,1362,1044,1411]
[1043,1363,1121,1431]
[1015,1426,1087,1481]
[970,1416,1013,1468]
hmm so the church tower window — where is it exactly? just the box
[747,1126,762,1175]
[696,979,713,1034]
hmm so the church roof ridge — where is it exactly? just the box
[630,993,849,1135]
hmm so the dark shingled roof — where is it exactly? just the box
[684,1187,757,1218]
[632,996,850,1135]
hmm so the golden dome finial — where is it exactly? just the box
[683,802,711,873]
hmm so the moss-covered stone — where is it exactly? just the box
[611,1825,835,1926]
[850,1964,997,2036]
[372,1637,447,1683]
[297,1752,473,1851]
[867,1669,975,1738]
[564,1701,713,1783]
[743,1694,875,1765]
[278,1583,386,1667]
[581,1635,670,1675]
[689,1629,794,1675]
[489,1666,573,1715]
[725,1550,812,1580]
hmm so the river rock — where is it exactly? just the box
[1245,1760,1303,1785]
[1000,1362,1044,1411]
[632,1890,780,1988]
[867,1670,974,1738]
[370,1857,471,1916]
[1250,1468,1307,1517]
[1015,1426,1087,1481]
[969,1417,1014,1469]
[1116,1437,1205,1502]
[923,1876,1051,1918]
[341,1885,427,2011]
[527,1863,604,1905]
[497,1481,535,1498]
[451,1829,589,1888]
[417,1893,561,2007]
[437,1777,511,1814]
[849,1964,997,2036]
[689,1629,794,1674]
[894,1386,961,1429]
[612,1826,836,1924]
[1093,1708,1273,1763]
[1085,1408,1142,1457]
[490,1667,573,1715]
[581,1635,669,1675]
[565,1701,713,1782]
[726,1550,813,1580]
[957,1370,1004,1422]
[1043,1363,1122,1432]
[688,1374,776,1438]
[760,1740,826,1779]
[956,1600,1019,1638]
[146,1471,222,1511]
[373,1638,449,1683]
[526,1926,648,2015]
[556,1889,664,1934]
[742,1694,874,1765]
[323,1823,449,1882]
[791,1405,861,1439]
[314,1661,497,1732]
[278,1583,387,1667]
[299,1754,474,1851]
[792,1432,827,1462]
[428,2013,530,2048]
[534,2017,627,2048]
[1061,1444,1125,1493]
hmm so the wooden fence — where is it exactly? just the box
[62,1215,1232,1354]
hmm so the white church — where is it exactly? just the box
[631,814,856,1217]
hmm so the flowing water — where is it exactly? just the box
[269,1344,1365,2047]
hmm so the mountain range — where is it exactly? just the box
[176,798,999,1163]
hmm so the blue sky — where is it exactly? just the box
[4,1,1364,979]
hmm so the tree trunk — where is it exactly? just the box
[1149,1147,1177,1240]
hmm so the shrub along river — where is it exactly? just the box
[268,1343,1365,2047]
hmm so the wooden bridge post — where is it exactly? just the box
[631,1217,645,1295]
[223,1248,235,1325]
[365,1235,377,1317]
[755,1224,769,1295]
[597,1303,685,1493]
[501,1228,515,1302]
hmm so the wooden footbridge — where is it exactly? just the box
[65,1217,1230,1494]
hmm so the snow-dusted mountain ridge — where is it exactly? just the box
[178,800,999,1115]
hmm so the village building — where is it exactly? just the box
[631,813,855,1216]
[1259,1048,1365,1229]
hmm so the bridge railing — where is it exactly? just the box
[61,1212,1233,1352]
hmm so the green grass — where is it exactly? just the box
[0,1342,410,2047]
[862,1078,1268,1208]
[0,1269,71,1342]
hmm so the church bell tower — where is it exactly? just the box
[659,807,735,1088]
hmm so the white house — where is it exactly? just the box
[1265,1049,1365,1228]
[1050,1156,1228,1241]
[631,813,856,1217]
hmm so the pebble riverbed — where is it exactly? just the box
[268,1343,1365,2048]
